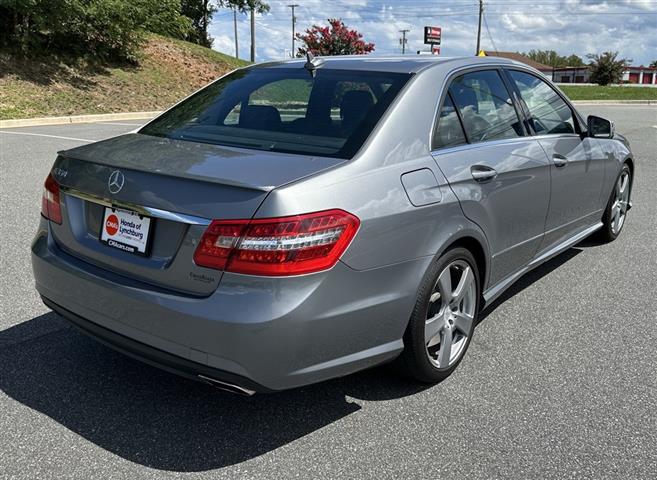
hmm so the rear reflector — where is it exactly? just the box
[41,173,62,224]
[194,209,360,276]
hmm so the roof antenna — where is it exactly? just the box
[304,51,324,77]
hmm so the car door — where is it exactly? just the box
[505,69,607,253]
[431,68,550,287]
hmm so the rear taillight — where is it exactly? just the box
[41,173,62,224]
[194,209,360,276]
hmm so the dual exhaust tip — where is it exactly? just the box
[198,374,256,396]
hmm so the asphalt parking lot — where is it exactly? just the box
[1,106,656,479]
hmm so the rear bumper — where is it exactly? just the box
[42,296,267,394]
[32,219,430,391]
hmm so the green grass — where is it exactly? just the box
[0,34,249,120]
[560,85,657,101]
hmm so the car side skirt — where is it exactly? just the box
[482,221,603,307]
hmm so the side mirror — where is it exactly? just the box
[587,115,614,139]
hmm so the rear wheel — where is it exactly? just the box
[600,164,632,242]
[400,247,480,383]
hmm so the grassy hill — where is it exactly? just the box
[0,34,249,120]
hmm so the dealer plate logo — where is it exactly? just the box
[108,170,125,194]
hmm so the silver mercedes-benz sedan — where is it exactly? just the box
[32,55,634,394]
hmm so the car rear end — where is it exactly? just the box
[31,62,420,392]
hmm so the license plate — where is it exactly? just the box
[100,207,152,256]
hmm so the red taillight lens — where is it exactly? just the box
[194,209,360,276]
[41,174,62,224]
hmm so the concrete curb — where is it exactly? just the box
[0,111,162,129]
[571,100,656,105]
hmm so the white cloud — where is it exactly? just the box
[209,0,657,65]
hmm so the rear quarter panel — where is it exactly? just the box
[255,64,491,282]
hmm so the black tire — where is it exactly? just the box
[400,247,481,383]
[599,163,632,243]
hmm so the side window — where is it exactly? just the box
[433,94,467,149]
[448,70,523,143]
[508,70,576,135]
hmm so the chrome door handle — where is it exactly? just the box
[471,165,498,182]
[553,153,568,168]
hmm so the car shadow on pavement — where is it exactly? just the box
[0,312,426,472]
[1,244,596,472]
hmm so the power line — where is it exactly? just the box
[483,8,498,54]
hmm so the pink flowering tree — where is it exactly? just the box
[296,19,375,57]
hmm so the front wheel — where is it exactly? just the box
[400,247,480,383]
[600,164,632,242]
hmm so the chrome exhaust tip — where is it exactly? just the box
[198,374,256,396]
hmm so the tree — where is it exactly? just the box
[181,0,268,48]
[1,0,192,59]
[587,51,631,86]
[181,0,217,47]
[296,19,374,57]
[524,49,584,68]
[650,60,657,68]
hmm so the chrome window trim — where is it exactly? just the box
[430,135,536,157]
[61,186,211,226]
[429,63,528,152]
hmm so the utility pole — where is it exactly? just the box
[288,4,299,58]
[233,8,239,59]
[250,6,255,62]
[399,29,410,54]
[476,0,483,55]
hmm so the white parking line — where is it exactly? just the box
[0,131,94,142]
[94,122,144,126]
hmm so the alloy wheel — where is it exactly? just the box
[611,170,630,235]
[425,259,476,369]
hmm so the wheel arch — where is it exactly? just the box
[437,232,490,293]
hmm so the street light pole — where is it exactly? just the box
[476,0,483,55]
[250,6,255,62]
[233,8,239,59]
[288,4,299,58]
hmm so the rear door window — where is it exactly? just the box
[140,68,411,159]
[432,94,467,149]
[448,70,523,143]
[508,70,577,135]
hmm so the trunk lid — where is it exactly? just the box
[49,133,343,296]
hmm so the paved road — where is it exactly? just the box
[1,107,656,479]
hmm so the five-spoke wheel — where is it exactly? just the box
[425,260,476,370]
[401,247,480,383]
[601,163,632,242]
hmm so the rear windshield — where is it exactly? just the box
[140,67,411,159]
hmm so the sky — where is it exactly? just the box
[208,0,657,66]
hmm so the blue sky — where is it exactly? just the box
[209,0,657,66]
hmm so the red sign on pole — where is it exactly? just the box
[431,45,441,55]
[424,26,442,45]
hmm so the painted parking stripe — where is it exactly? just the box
[0,131,94,142]
[94,122,144,126]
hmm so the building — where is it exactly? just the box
[552,65,656,85]
[482,51,553,77]
[483,51,656,85]
[552,67,590,84]
[622,66,657,84]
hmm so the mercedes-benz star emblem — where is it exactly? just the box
[108,170,125,194]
